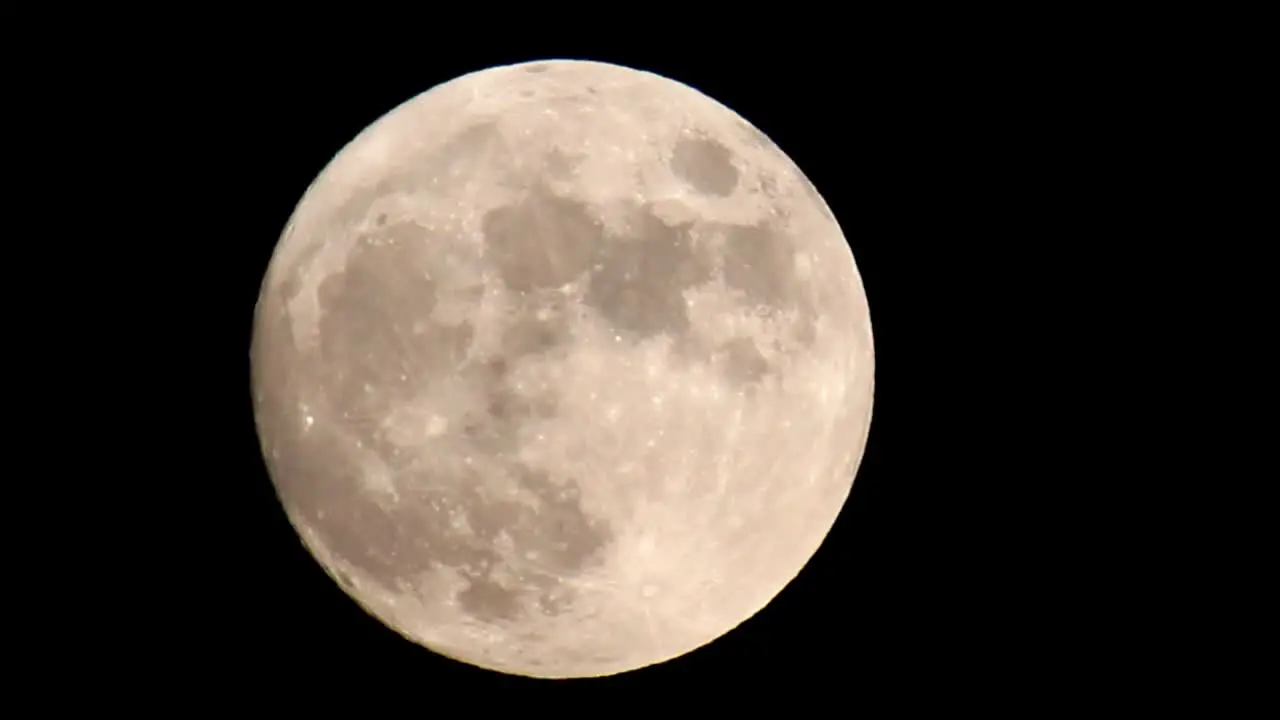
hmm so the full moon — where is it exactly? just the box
[250,59,874,678]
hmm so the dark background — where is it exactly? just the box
[116,31,1094,700]
[15,11,1243,707]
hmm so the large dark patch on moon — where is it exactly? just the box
[720,221,818,348]
[586,205,714,340]
[715,336,771,385]
[482,185,603,293]
[266,217,614,627]
[670,136,739,196]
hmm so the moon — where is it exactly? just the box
[250,59,874,678]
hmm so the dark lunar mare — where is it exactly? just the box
[584,205,714,340]
[719,221,818,349]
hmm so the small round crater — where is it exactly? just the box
[524,63,551,74]
[486,387,556,424]
[670,136,739,197]
[457,575,524,622]
[484,356,509,379]
[543,148,583,179]
[538,590,571,616]
[461,416,484,438]
[718,337,772,385]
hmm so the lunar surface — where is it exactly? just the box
[250,59,874,678]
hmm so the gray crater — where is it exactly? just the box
[717,336,771,385]
[670,136,739,196]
